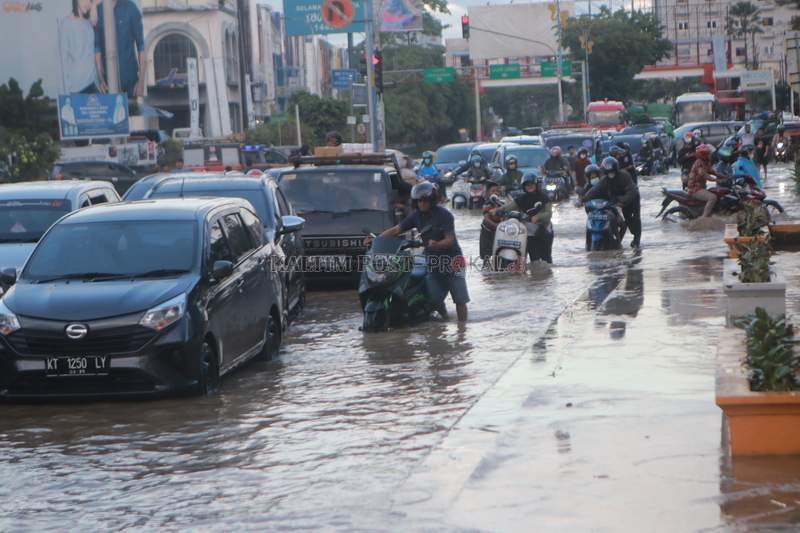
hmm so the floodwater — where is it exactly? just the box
[1,165,799,530]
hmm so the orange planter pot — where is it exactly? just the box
[716,331,800,456]
[769,222,800,247]
[723,224,769,259]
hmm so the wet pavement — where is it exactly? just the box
[2,165,800,530]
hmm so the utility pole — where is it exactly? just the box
[102,0,120,93]
[555,0,565,123]
[365,0,379,151]
[474,64,482,141]
[236,0,251,132]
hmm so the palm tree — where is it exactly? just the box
[726,1,763,69]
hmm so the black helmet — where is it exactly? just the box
[411,181,437,201]
[422,150,434,162]
[609,146,626,160]
[505,155,518,168]
[521,173,538,189]
[585,163,601,179]
[601,156,619,175]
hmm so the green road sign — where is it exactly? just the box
[423,67,456,84]
[489,64,521,80]
[541,60,572,77]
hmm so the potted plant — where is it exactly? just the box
[716,308,800,456]
[723,239,785,325]
[724,203,769,259]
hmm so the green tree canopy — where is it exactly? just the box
[288,91,349,146]
[726,1,764,69]
[562,8,671,101]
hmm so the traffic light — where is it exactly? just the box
[372,49,383,92]
[461,15,470,39]
[359,53,367,78]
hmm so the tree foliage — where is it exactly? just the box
[562,9,671,101]
[288,91,349,146]
[726,1,764,69]
[245,119,315,148]
[0,78,59,181]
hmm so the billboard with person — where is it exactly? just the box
[0,0,142,98]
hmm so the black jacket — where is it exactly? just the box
[584,169,639,207]
[543,156,570,174]
[678,142,699,173]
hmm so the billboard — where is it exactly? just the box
[379,0,423,33]
[0,0,142,98]
[57,93,130,140]
[467,3,575,61]
[284,0,367,36]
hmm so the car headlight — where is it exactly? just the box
[139,293,187,331]
[0,300,20,336]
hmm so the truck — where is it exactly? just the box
[586,99,627,131]
[674,92,716,126]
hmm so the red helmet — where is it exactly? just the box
[549,146,562,157]
[696,144,713,160]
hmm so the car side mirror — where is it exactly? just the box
[211,260,234,281]
[279,215,305,235]
[0,267,17,287]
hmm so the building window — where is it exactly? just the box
[762,17,774,26]
[224,28,240,85]
[678,21,689,30]
[706,20,717,29]
[735,47,746,57]
[153,34,198,82]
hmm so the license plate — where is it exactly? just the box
[307,255,348,270]
[45,356,109,377]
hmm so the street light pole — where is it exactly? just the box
[555,0,565,123]
[474,64,482,141]
[365,0,379,151]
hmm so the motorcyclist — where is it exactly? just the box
[638,139,655,174]
[739,123,755,146]
[479,180,504,264]
[678,131,701,189]
[771,125,792,162]
[584,157,641,248]
[573,148,591,188]
[613,142,637,183]
[542,146,573,190]
[499,155,524,192]
[379,182,469,322]
[577,163,602,199]
[453,153,492,182]
[733,144,762,188]
[494,173,554,263]
[687,144,723,218]
[417,150,444,196]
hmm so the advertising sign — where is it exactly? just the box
[740,70,774,91]
[284,0,366,36]
[0,0,141,98]
[379,0,423,32]
[332,69,357,89]
[57,93,130,140]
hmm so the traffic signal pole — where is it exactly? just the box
[365,0,379,152]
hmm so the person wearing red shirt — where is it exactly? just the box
[686,144,723,217]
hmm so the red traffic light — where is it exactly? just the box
[461,15,469,24]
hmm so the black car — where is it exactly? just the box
[434,142,478,176]
[0,198,302,399]
[51,161,138,195]
[272,154,409,285]
[126,175,305,322]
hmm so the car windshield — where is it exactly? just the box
[474,146,499,161]
[23,220,197,281]
[506,148,549,169]
[0,200,71,243]
[588,110,624,126]
[436,145,472,164]
[279,170,389,214]
[544,136,595,152]
[150,188,274,228]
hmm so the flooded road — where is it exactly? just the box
[2,165,799,530]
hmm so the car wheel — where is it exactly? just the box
[258,313,281,360]
[199,340,220,395]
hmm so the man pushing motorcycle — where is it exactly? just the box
[686,144,723,218]
[583,157,641,248]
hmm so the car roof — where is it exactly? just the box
[153,176,268,193]
[273,165,388,175]
[60,198,246,224]
[501,135,541,141]
[505,145,548,152]
[437,142,478,150]
[0,180,115,201]
[56,160,129,168]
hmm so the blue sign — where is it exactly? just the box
[283,0,366,36]
[57,93,130,140]
[332,69,357,89]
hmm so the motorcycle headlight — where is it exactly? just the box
[546,183,557,191]
[503,223,520,237]
[139,293,187,331]
[0,299,20,336]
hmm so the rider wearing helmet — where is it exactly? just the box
[379,181,469,322]
[500,155,524,192]
[687,144,723,218]
[613,141,638,183]
[678,131,701,188]
[771,124,792,162]
[455,152,492,182]
[417,150,443,195]
[578,163,602,197]
[494,173,554,263]
[542,146,571,175]
[479,180,504,263]
[584,156,642,247]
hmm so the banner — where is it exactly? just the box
[187,58,201,138]
[283,0,366,36]
[57,93,130,140]
[379,0,423,32]
[0,0,141,98]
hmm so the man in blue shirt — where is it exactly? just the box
[379,182,469,322]
[95,0,145,98]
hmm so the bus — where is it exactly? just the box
[674,92,716,126]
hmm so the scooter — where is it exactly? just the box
[775,140,790,163]
[491,200,545,271]
[585,199,625,251]
[468,179,487,209]
[449,178,468,209]
[539,171,570,202]
[359,230,431,332]
[656,175,784,221]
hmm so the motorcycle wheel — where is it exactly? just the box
[497,257,517,271]
[662,205,696,222]
[363,308,387,332]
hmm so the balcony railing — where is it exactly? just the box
[143,0,235,12]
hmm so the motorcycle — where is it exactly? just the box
[468,179,487,209]
[775,140,790,163]
[449,178,469,209]
[585,199,625,251]
[490,198,547,270]
[359,230,431,332]
[656,175,784,221]
[539,171,570,202]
